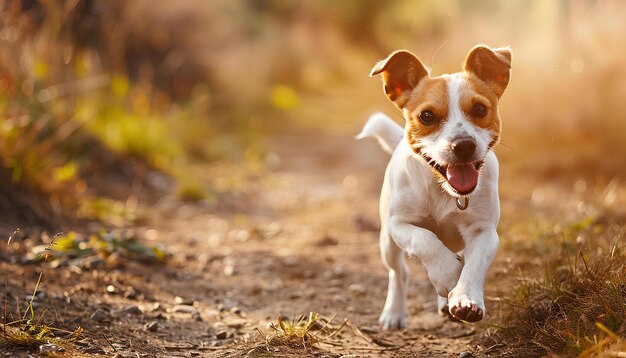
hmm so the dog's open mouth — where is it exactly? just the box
[419,152,483,195]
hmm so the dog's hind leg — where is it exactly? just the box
[378,225,409,329]
[437,296,448,315]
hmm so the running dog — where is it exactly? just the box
[357,45,511,328]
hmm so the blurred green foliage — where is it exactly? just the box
[45,230,167,264]
[1,0,626,223]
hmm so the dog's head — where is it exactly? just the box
[370,45,511,197]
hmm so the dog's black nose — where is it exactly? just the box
[451,138,476,161]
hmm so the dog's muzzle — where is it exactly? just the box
[446,137,480,194]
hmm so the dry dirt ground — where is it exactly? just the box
[1,128,604,357]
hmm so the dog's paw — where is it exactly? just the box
[447,291,484,323]
[378,309,406,330]
[437,302,462,322]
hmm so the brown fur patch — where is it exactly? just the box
[370,50,429,108]
[460,73,502,147]
[404,77,449,149]
[464,45,511,98]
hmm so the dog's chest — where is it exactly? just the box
[417,213,466,253]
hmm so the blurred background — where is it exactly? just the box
[1,0,625,227]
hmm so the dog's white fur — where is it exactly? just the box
[358,79,501,328]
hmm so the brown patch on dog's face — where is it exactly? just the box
[403,77,449,150]
[459,73,502,148]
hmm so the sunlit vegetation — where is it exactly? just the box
[3,1,625,219]
[237,312,349,356]
[1,231,83,353]
[48,230,167,264]
[486,181,626,356]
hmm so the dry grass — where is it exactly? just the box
[487,204,626,356]
[225,312,348,357]
[518,248,624,355]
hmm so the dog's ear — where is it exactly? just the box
[370,50,428,108]
[464,45,512,98]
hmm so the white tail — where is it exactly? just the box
[355,112,404,155]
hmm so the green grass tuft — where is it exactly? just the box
[1,231,83,353]
[242,312,347,356]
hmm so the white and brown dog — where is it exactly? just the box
[357,45,511,328]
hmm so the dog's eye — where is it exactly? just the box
[418,110,437,125]
[471,103,487,118]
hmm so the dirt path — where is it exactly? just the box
[31,127,614,358]
[122,129,486,357]
[3,129,550,357]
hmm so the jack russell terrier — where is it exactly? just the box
[357,45,511,328]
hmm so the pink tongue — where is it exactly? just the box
[446,164,479,193]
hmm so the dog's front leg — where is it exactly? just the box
[388,216,463,297]
[448,228,499,322]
